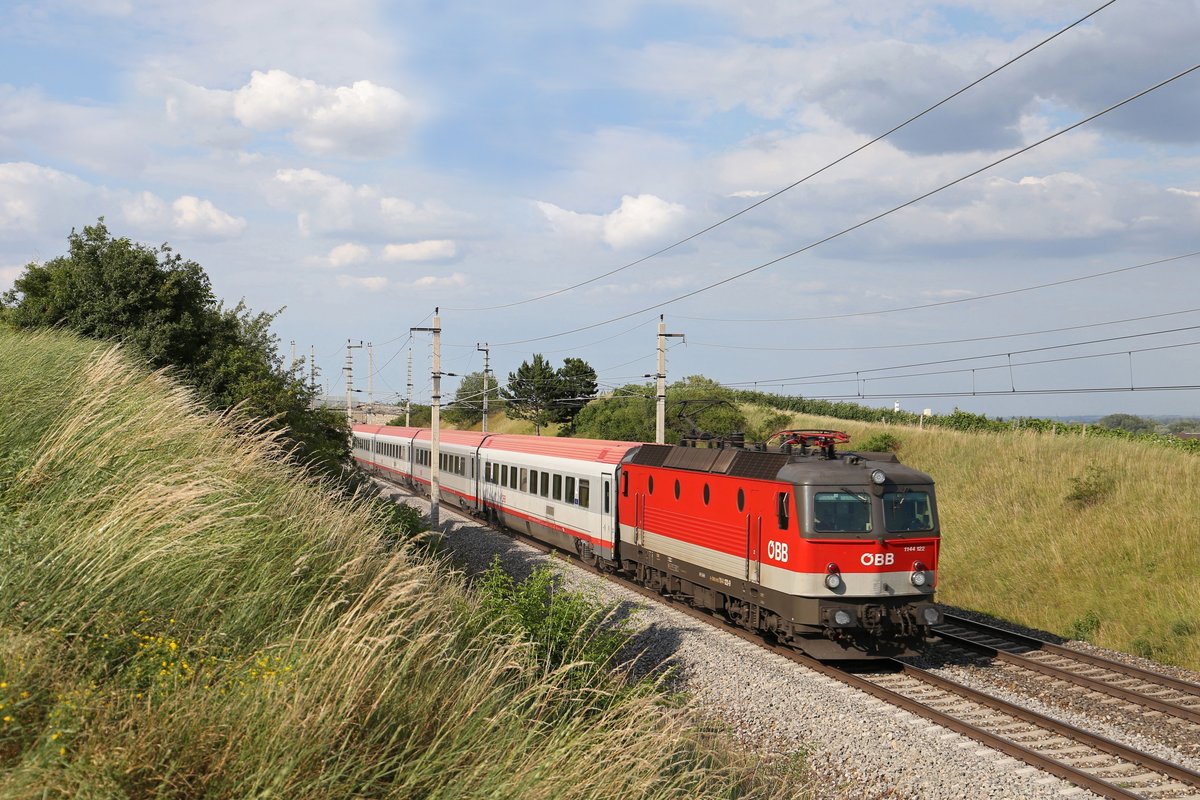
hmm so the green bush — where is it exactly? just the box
[1065,465,1116,508]
[1066,610,1101,642]
[855,432,901,453]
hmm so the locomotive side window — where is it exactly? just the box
[622,472,628,497]
[674,479,680,500]
[883,491,932,532]
[703,483,710,505]
[736,488,745,512]
[648,475,654,495]
[777,492,790,530]
[813,491,873,533]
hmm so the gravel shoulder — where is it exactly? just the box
[380,483,1104,800]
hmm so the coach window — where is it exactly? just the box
[703,483,710,505]
[553,474,563,501]
[580,479,591,508]
[509,468,518,490]
[603,481,611,513]
[565,476,576,503]
[501,465,509,486]
[737,488,745,512]
[519,468,528,492]
[777,492,790,530]
[540,472,550,497]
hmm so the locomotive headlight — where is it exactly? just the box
[910,571,927,587]
[833,609,853,626]
[824,562,842,590]
[870,469,887,485]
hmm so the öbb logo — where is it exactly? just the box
[860,553,895,567]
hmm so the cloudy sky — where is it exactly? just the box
[3,0,1199,419]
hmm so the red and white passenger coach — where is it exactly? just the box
[353,425,942,659]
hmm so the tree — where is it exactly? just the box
[2,220,349,472]
[387,404,431,427]
[502,354,561,435]
[572,385,655,442]
[445,371,501,428]
[554,357,598,433]
[1099,413,1155,434]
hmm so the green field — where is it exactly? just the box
[0,329,797,798]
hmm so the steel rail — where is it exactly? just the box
[942,614,1200,699]
[935,626,1200,725]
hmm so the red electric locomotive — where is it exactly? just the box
[353,425,941,659]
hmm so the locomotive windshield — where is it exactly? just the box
[813,491,872,533]
[883,491,933,532]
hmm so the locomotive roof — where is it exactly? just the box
[627,443,934,486]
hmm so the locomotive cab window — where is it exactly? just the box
[776,492,790,530]
[883,491,933,532]
[813,491,872,533]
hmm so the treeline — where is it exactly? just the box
[732,389,1200,454]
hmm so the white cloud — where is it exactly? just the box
[382,239,457,262]
[336,274,388,291]
[325,242,371,267]
[409,272,467,289]
[1168,187,1200,199]
[169,69,415,157]
[171,196,246,237]
[536,194,686,249]
[268,167,457,237]
[728,189,769,198]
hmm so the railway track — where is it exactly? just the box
[386,479,1200,800]
[933,614,1200,726]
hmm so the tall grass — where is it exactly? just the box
[0,328,801,798]
[750,405,1200,668]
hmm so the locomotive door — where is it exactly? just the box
[744,488,763,584]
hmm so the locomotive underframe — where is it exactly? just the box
[615,543,936,660]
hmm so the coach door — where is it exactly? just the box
[601,475,614,546]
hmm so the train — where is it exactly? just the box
[351,424,942,659]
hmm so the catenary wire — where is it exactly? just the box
[688,306,1200,352]
[441,0,1118,313]
[491,62,1200,347]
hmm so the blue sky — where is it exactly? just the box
[2,0,1199,419]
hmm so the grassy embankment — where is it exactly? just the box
[742,405,1200,668]
[0,328,804,798]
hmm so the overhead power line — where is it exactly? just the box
[676,251,1200,324]
[721,324,1200,387]
[442,0,1118,313]
[492,61,1200,347]
[689,306,1200,352]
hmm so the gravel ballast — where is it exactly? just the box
[380,483,1106,800]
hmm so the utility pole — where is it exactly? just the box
[411,309,442,527]
[405,348,413,427]
[309,345,317,407]
[345,339,363,424]
[477,342,490,433]
[655,315,685,444]
[367,342,374,416]
[290,340,296,372]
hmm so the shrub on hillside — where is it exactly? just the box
[855,432,902,453]
[1065,465,1116,508]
